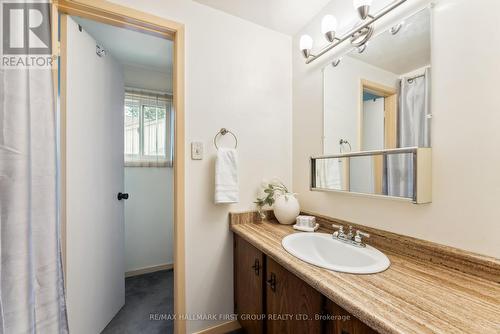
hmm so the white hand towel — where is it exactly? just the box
[215,148,239,204]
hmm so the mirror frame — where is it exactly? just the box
[310,147,432,204]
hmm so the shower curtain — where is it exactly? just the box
[387,68,431,198]
[0,33,68,334]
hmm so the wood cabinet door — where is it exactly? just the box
[234,235,264,334]
[324,299,378,334]
[266,257,322,334]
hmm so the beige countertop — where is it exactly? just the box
[231,219,500,334]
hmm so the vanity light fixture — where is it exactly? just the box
[353,0,373,20]
[299,0,407,64]
[350,26,374,47]
[322,15,338,43]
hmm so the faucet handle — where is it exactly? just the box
[347,225,354,238]
[331,224,344,237]
[331,223,344,231]
[354,230,370,243]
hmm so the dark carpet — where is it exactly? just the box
[102,270,174,334]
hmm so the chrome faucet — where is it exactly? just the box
[331,224,370,247]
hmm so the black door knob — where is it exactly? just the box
[117,192,129,200]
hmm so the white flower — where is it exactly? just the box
[270,177,282,186]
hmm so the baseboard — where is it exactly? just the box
[125,263,173,278]
[193,320,241,334]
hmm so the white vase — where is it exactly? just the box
[273,194,300,225]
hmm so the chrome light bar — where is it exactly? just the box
[303,0,407,64]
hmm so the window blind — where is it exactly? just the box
[124,88,174,167]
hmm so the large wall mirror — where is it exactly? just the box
[323,8,431,154]
[314,7,432,203]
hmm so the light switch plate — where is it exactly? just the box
[191,142,203,160]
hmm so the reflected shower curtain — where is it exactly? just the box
[0,37,68,334]
[387,68,431,197]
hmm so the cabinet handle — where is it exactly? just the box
[251,259,260,276]
[266,273,276,292]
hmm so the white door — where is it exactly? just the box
[65,16,125,334]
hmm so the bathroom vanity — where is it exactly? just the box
[234,234,376,334]
[231,211,500,334]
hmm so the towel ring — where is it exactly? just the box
[214,128,238,150]
[339,139,352,153]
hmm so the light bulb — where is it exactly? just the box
[321,15,338,42]
[299,35,313,58]
[321,15,337,34]
[299,35,313,50]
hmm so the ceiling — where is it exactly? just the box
[73,17,173,73]
[349,9,430,75]
[193,0,331,35]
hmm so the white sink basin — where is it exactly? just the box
[282,233,390,274]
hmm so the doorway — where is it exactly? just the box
[360,79,398,150]
[53,1,185,333]
[358,79,397,194]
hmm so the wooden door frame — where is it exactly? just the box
[359,79,398,150]
[51,1,186,333]
[359,79,397,194]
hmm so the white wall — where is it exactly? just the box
[111,1,292,332]
[124,168,174,271]
[293,0,500,258]
[123,64,174,273]
[362,98,385,151]
[123,63,172,92]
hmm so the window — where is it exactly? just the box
[124,88,173,167]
